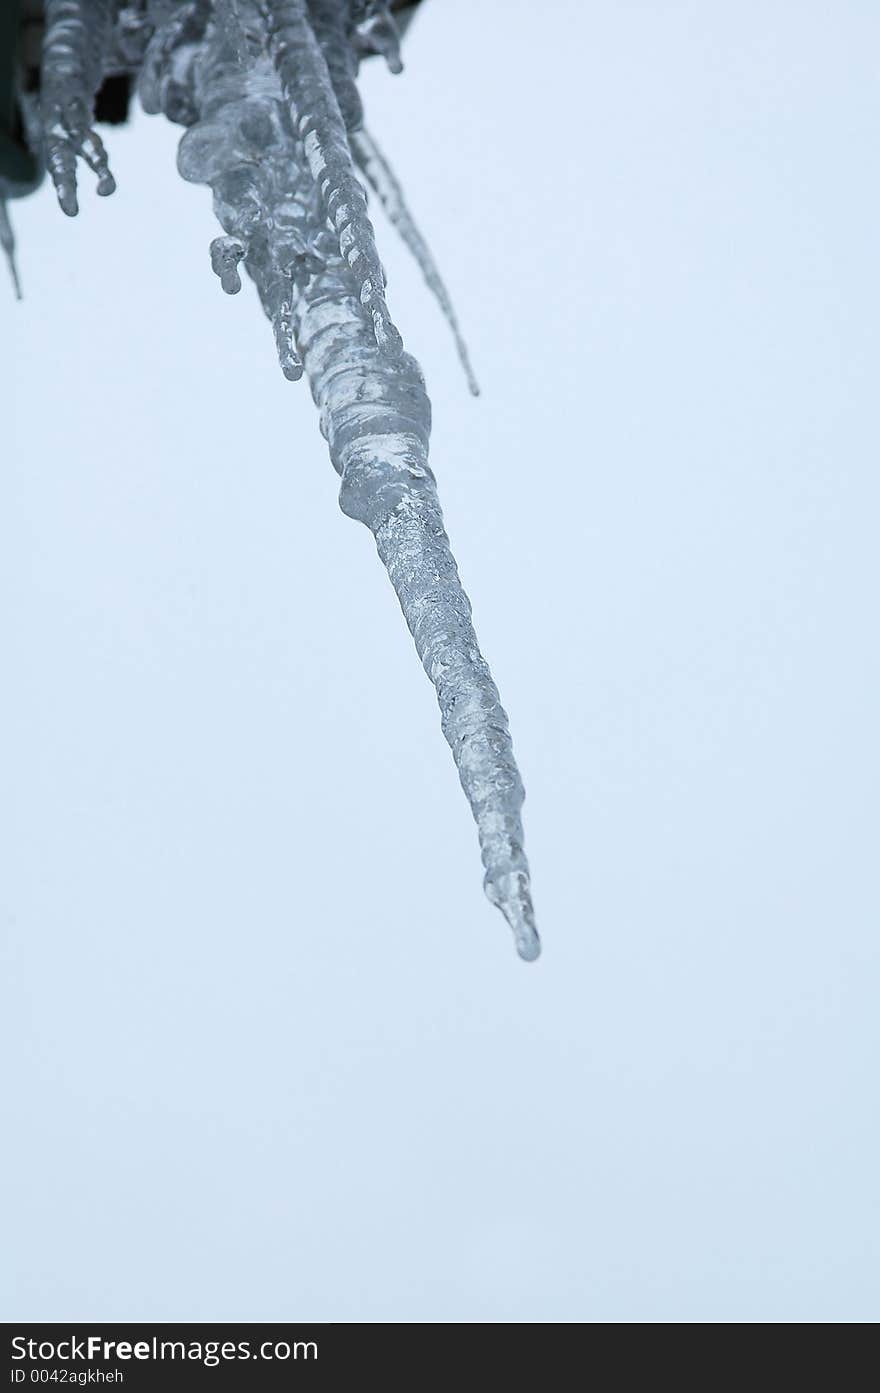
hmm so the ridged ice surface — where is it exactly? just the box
[293,268,538,960]
[351,126,480,395]
[16,0,540,961]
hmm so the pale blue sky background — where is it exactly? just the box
[3,0,878,1321]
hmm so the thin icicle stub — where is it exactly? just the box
[40,0,117,215]
[307,0,363,132]
[352,126,480,396]
[214,0,249,69]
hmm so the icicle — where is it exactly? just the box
[306,0,363,132]
[40,0,117,216]
[139,0,211,125]
[351,127,479,396]
[28,0,538,957]
[176,18,305,381]
[263,0,402,356]
[290,233,539,961]
[0,200,22,300]
[214,0,249,68]
[107,4,157,72]
[351,1,403,74]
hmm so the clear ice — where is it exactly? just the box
[0,197,22,299]
[13,0,540,961]
[41,0,117,215]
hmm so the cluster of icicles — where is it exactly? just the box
[22,0,539,960]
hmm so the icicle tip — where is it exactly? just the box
[486,871,541,962]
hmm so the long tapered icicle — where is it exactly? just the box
[29,0,540,958]
[263,0,402,355]
[351,126,480,396]
[291,263,539,960]
[40,0,116,216]
[210,232,245,292]
[139,0,211,125]
[350,1,403,73]
[306,0,363,132]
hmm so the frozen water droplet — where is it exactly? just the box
[210,235,246,294]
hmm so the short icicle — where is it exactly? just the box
[291,250,539,960]
[352,126,480,396]
[0,200,22,300]
[40,0,117,216]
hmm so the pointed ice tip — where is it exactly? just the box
[516,932,542,963]
[487,871,541,962]
[282,359,304,382]
[97,173,116,197]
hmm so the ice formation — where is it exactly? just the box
[10,0,539,960]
